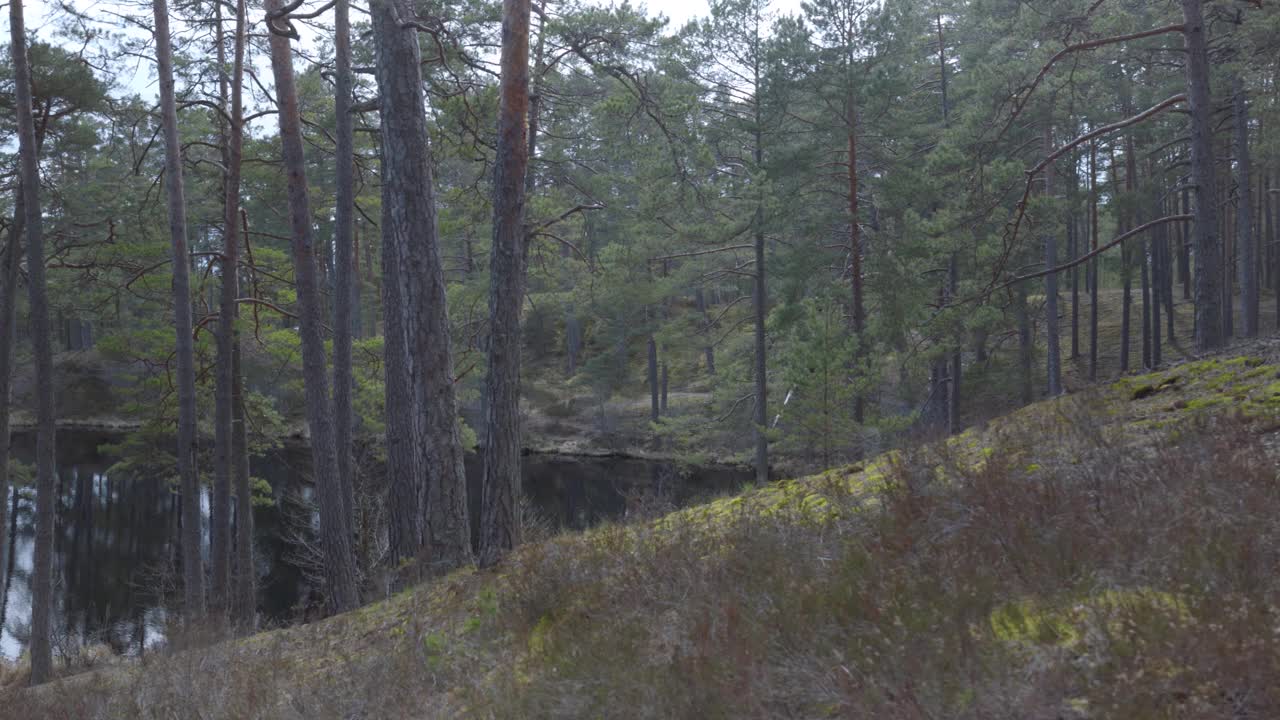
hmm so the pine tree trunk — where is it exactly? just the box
[695,288,715,374]
[371,0,472,572]
[1043,123,1062,396]
[1180,186,1192,300]
[232,317,255,630]
[1181,0,1224,349]
[229,4,254,633]
[565,307,580,377]
[1089,141,1099,382]
[848,127,864,424]
[647,336,660,422]
[1233,75,1257,337]
[1118,140,1135,374]
[364,9,418,569]
[479,0,532,567]
[211,0,247,620]
[948,253,961,432]
[266,0,360,611]
[1152,213,1163,367]
[1141,237,1151,369]
[11,0,57,684]
[333,0,358,524]
[1069,215,1080,359]
[0,191,22,599]
[377,171,419,570]
[153,0,205,623]
[1267,172,1277,328]
[661,362,669,414]
[1162,191,1177,340]
[527,0,544,197]
[1016,283,1033,404]
[752,123,768,485]
[1223,170,1234,339]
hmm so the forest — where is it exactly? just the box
[2,0,1280,712]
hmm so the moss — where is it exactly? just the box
[422,632,448,671]
[1129,384,1156,400]
[1183,395,1233,412]
[527,615,555,657]
[1206,370,1238,391]
[991,589,1189,649]
[1240,364,1272,380]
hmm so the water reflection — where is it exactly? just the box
[1,433,751,661]
[2,433,174,660]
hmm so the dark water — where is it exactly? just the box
[1,432,749,661]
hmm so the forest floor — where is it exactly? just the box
[8,328,1280,718]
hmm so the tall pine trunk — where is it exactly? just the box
[371,0,472,573]
[1118,140,1135,373]
[1181,0,1224,349]
[1015,283,1033,404]
[211,0,248,620]
[1043,123,1062,396]
[696,288,715,374]
[1267,172,1277,328]
[377,173,419,570]
[480,0,532,567]
[948,253,961,432]
[0,192,22,599]
[847,125,864,423]
[11,0,57,683]
[1089,140,1100,381]
[647,336,660,423]
[333,0,358,523]
[1233,75,1257,337]
[752,115,768,484]
[1222,160,1234,339]
[1152,196,1163,367]
[153,0,205,622]
[232,318,255,629]
[266,0,360,611]
[1069,215,1080,359]
[1180,186,1192,300]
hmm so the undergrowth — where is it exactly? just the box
[9,354,1280,719]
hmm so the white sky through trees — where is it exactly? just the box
[9,0,803,106]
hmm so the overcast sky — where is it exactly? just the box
[9,0,805,101]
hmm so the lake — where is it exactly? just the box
[1,431,750,661]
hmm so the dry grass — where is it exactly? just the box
[7,349,1280,718]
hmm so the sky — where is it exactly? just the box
[7,0,805,107]
[13,0,724,41]
[15,0,810,56]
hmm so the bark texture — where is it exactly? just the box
[480,0,532,567]
[333,0,358,523]
[211,0,247,618]
[1043,124,1062,396]
[370,0,472,571]
[0,192,22,598]
[1088,140,1099,381]
[232,322,255,628]
[1180,0,1223,349]
[153,0,205,621]
[1233,75,1257,337]
[266,0,361,611]
[848,126,864,424]
[10,0,58,684]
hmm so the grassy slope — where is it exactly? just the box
[10,341,1280,719]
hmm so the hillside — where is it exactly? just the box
[8,340,1280,719]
